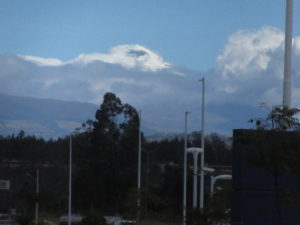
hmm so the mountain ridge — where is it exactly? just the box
[0,93,98,138]
[0,93,265,139]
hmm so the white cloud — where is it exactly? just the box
[208,26,297,107]
[20,55,63,66]
[216,27,284,79]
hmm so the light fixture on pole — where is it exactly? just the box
[199,77,205,209]
[68,134,72,225]
[137,110,142,225]
[35,169,39,225]
[183,111,190,225]
[26,170,39,225]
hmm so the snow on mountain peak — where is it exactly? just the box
[72,45,170,71]
[20,45,170,72]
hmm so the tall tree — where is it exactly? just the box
[74,92,139,212]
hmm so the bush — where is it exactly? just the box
[81,211,106,225]
[16,214,33,225]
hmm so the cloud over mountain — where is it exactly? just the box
[209,26,300,107]
[1,27,300,136]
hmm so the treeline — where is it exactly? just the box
[0,92,232,222]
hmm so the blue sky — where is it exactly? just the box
[0,0,298,71]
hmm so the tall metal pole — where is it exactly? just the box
[68,134,72,225]
[183,112,189,225]
[35,169,39,225]
[199,77,205,209]
[137,111,142,225]
[283,0,293,108]
[192,151,198,208]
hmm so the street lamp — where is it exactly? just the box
[35,169,39,225]
[26,169,39,225]
[183,111,190,225]
[68,134,73,225]
[199,77,205,209]
[137,110,142,225]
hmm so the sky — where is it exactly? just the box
[0,0,298,71]
[1,0,300,135]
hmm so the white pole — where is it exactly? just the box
[192,151,198,208]
[137,111,142,225]
[283,0,293,108]
[199,77,205,209]
[35,169,39,225]
[210,176,214,198]
[68,134,72,225]
[183,112,189,225]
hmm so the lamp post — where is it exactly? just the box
[35,169,39,225]
[137,111,142,225]
[26,169,39,225]
[183,112,190,225]
[199,77,205,209]
[68,134,72,225]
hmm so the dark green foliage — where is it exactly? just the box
[187,208,212,225]
[187,187,231,225]
[249,105,300,130]
[74,92,139,212]
[81,211,106,225]
[124,188,165,219]
[205,133,232,166]
[207,186,231,224]
[16,214,33,225]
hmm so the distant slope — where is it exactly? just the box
[0,93,171,139]
[0,93,97,138]
[0,93,265,139]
